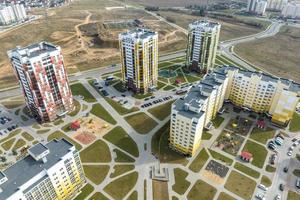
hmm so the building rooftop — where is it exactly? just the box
[189,20,221,31]
[119,28,157,40]
[0,139,74,199]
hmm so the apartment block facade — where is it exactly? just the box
[0,4,27,25]
[170,66,300,156]
[281,2,300,18]
[186,20,221,73]
[247,0,268,15]
[0,139,85,200]
[119,28,158,93]
[267,0,288,10]
[8,42,74,122]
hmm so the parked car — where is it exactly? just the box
[283,167,288,173]
[255,193,266,200]
[296,179,300,189]
[279,184,284,191]
[258,184,268,191]
[287,151,292,156]
[274,194,281,200]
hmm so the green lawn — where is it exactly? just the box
[265,165,276,173]
[104,97,139,115]
[36,129,50,134]
[163,85,175,91]
[185,74,201,83]
[70,83,96,103]
[83,165,109,185]
[225,171,256,200]
[217,192,236,200]
[189,148,209,172]
[125,112,158,134]
[287,191,300,200]
[148,100,174,121]
[103,126,139,157]
[21,132,34,141]
[212,116,225,128]
[293,169,300,177]
[53,119,64,126]
[289,112,300,132]
[261,175,272,187]
[209,149,233,166]
[110,165,135,178]
[12,139,26,151]
[187,180,217,200]
[250,127,276,144]
[201,131,212,140]
[113,81,127,93]
[296,154,300,162]
[80,139,111,163]
[127,191,138,200]
[157,81,166,90]
[132,93,153,100]
[68,99,81,117]
[47,131,82,150]
[113,149,135,163]
[242,140,268,168]
[172,168,191,195]
[74,183,94,200]
[104,171,138,200]
[1,138,16,151]
[88,192,109,200]
[234,162,260,179]
[91,103,117,125]
[0,129,21,144]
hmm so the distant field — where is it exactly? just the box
[235,26,300,82]
[127,0,231,7]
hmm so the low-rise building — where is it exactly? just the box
[170,66,300,156]
[0,139,85,200]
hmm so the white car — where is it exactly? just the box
[287,151,293,156]
[258,184,268,191]
[255,193,266,200]
[275,195,281,200]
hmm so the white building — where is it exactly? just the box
[247,0,268,15]
[0,139,85,200]
[281,2,300,18]
[0,4,27,25]
[267,0,288,11]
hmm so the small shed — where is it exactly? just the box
[240,151,253,162]
[257,119,266,129]
[70,121,81,131]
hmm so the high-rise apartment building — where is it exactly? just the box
[8,42,74,122]
[0,4,27,25]
[0,139,85,200]
[119,28,158,93]
[186,20,221,73]
[170,66,300,156]
[281,2,300,18]
[267,0,288,10]
[247,0,268,15]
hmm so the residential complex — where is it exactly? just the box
[8,42,74,122]
[247,0,268,15]
[119,28,158,93]
[281,1,300,18]
[185,20,221,73]
[170,66,300,156]
[0,139,85,200]
[267,0,288,10]
[0,4,27,25]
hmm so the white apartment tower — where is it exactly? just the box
[8,42,74,123]
[281,2,300,18]
[247,0,268,15]
[170,66,300,156]
[0,4,27,25]
[0,139,85,200]
[186,20,221,74]
[267,0,288,10]
[119,28,158,93]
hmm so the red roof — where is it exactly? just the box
[257,120,266,127]
[241,151,252,160]
[70,121,80,129]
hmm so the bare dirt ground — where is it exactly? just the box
[0,0,185,90]
[235,26,300,82]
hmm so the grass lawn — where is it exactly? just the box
[201,131,212,140]
[152,180,169,200]
[68,99,81,117]
[293,169,300,177]
[103,126,139,157]
[104,171,138,200]
[265,165,276,173]
[127,191,137,200]
[151,121,188,165]
[185,74,201,83]
[209,149,233,166]
[0,129,21,143]
[172,168,191,195]
[157,81,166,90]
[1,138,16,151]
[234,162,260,179]
[91,103,117,125]
[242,140,268,168]
[88,192,109,200]
[74,183,94,200]
[148,100,174,121]
[113,149,135,163]
[212,116,225,128]
[217,192,236,200]
[250,127,276,144]
[287,191,300,200]
[189,148,209,172]
[132,93,153,100]
[261,175,272,187]
[53,119,64,126]
[163,85,175,91]
[296,154,300,162]
[36,129,50,134]
[12,139,26,151]
[113,81,127,93]
[104,97,139,115]
[47,131,82,150]
[187,180,217,200]
[225,171,256,200]
[80,139,111,163]
[21,132,34,141]
[125,112,158,134]
[289,112,300,132]
[159,61,173,68]
[110,165,135,178]
[71,83,96,103]
[83,165,110,185]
